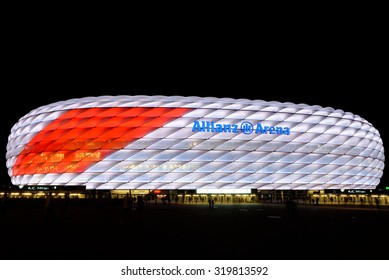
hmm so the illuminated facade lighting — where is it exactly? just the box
[6,95,385,190]
[196,189,252,194]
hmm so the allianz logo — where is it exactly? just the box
[191,121,291,135]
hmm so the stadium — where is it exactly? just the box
[4,95,387,205]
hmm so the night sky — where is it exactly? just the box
[1,43,387,189]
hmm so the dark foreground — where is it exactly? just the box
[0,199,388,260]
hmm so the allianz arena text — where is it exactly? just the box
[6,95,385,191]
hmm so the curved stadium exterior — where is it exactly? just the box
[6,95,385,191]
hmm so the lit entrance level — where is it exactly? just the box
[1,189,388,206]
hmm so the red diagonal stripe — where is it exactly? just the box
[13,107,192,176]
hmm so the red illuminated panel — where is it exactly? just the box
[96,107,129,117]
[119,117,153,128]
[140,107,171,117]
[162,108,191,117]
[77,108,107,118]
[13,107,192,176]
[117,107,149,117]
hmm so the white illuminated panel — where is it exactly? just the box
[196,188,252,194]
[6,95,385,190]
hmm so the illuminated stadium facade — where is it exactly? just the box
[5,95,385,194]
